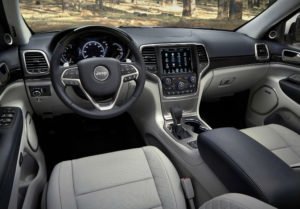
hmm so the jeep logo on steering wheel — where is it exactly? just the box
[94,66,109,82]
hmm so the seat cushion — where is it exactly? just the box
[199,193,277,209]
[241,124,300,166]
[46,146,186,209]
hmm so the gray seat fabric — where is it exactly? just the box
[47,146,277,209]
[241,124,300,166]
[199,193,276,209]
[47,146,186,209]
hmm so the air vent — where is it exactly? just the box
[141,46,157,74]
[196,45,208,64]
[255,43,269,61]
[24,50,49,74]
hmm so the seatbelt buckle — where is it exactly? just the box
[181,177,196,209]
[181,177,195,199]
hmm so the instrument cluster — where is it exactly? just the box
[60,36,130,65]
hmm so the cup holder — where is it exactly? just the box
[184,120,208,134]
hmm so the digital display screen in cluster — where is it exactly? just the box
[160,47,192,75]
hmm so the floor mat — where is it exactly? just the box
[35,113,145,176]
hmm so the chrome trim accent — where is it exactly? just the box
[282,49,300,63]
[3,33,13,45]
[268,30,278,40]
[140,43,210,101]
[22,50,50,75]
[61,64,139,111]
[255,43,270,61]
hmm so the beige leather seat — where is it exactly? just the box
[47,146,276,209]
[241,124,300,167]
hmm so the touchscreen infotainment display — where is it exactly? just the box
[160,47,192,75]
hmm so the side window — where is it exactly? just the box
[285,13,300,47]
[265,12,300,50]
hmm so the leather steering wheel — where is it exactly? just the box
[50,26,146,119]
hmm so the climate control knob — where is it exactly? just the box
[163,77,172,86]
[189,75,197,84]
[177,81,186,91]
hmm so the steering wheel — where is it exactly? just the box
[50,26,146,119]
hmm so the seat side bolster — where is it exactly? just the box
[143,146,186,209]
[47,163,62,209]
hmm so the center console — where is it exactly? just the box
[131,43,230,205]
[198,128,300,209]
[141,43,211,149]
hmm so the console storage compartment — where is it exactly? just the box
[198,128,300,209]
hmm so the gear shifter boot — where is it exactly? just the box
[172,124,191,139]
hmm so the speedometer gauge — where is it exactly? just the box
[82,41,105,59]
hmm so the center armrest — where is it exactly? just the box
[197,127,300,209]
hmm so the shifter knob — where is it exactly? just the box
[170,107,182,125]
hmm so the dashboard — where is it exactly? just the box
[60,35,130,65]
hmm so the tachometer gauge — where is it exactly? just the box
[61,44,76,64]
[111,43,124,60]
[82,41,105,59]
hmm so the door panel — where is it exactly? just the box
[246,62,300,134]
[0,107,23,209]
[279,76,300,104]
[0,82,48,209]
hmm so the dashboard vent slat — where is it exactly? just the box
[24,51,50,74]
[141,46,158,74]
[196,45,208,64]
[255,43,269,61]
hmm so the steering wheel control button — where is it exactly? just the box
[121,64,139,83]
[64,80,79,86]
[63,67,79,79]
[121,64,137,75]
[94,66,110,82]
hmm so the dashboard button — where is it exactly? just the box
[189,75,197,84]
[163,77,172,86]
[177,81,185,91]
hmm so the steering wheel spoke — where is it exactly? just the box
[60,65,80,86]
[120,63,139,82]
[77,82,121,111]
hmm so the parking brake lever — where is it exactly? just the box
[170,107,190,140]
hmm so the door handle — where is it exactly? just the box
[282,49,300,64]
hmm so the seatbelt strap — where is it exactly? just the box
[181,178,196,209]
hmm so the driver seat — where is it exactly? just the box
[46,146,276,209]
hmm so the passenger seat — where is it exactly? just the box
[241,124,300,168]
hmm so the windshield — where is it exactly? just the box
[20,0,276,32]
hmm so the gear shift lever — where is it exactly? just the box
[170,107,182,126]
[170,107,191,140]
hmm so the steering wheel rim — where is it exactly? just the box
[50,26,146,119]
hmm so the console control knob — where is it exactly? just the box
[163,77,172,86]
[32,90,42,97]
[177,81,185,91]
[189,75,197,84]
